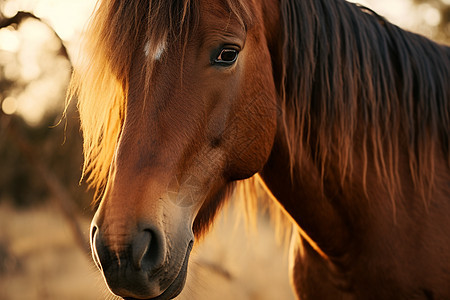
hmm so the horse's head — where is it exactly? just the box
[90,0,279,299]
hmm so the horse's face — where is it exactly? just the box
[91,1,278,299]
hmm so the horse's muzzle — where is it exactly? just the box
[91,223,193,299]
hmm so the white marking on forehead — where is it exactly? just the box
[144,40,166,61]
[144,41,150,57]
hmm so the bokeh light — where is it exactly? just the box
[0,0,95,126]
[419,3,442,27]
[0,27,20,52]
[2,96,18,115]
[0,19,71,126]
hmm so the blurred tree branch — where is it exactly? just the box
[2,116,90,254]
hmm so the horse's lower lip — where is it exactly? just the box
[124,241,193,300]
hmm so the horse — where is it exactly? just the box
[69,0,450,299]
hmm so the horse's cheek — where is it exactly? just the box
[223,96,276,180]
[229,60,277,176]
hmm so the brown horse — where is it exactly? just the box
[69,0,450,299]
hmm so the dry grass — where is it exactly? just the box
[0,202,108,300]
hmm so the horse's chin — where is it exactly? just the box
[123,241,193,300]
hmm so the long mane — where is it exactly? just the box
[70,0,450,204]
[280,0,450,200]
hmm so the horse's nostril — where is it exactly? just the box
[132,229,163,271]
[132,230,151,269]
[89,224,166,277]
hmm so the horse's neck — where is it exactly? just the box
[260,130,354,260]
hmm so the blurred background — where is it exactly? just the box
[0,0,448,299]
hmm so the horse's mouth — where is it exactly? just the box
[124,241,193,300]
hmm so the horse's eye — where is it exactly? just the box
[214,48,239,65]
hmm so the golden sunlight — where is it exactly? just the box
[0,0,95,126]
[0,0,448,299]
[0,27,20,52]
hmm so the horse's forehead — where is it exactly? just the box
[143,0,246,59]
[199,0,247,28]
[195,1,249,48]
